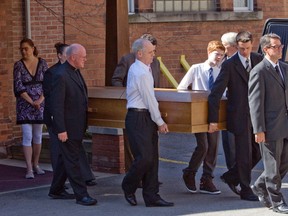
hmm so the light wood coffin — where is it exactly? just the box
[88,87,226,133]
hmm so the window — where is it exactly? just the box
[233,0,254,12]
[127,0,216,13]
[128,0,262,23]
[128,0,135,14]
[154,0,215,12]
[128,0,255,13]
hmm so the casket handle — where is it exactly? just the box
[161,112,168,117]
[88,107,98,112]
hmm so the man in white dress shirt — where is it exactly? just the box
[177,40,225,195]
[121,38,174,207]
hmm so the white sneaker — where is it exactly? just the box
[25,171,34,179]
[34,165,45,175]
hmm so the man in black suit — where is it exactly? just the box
[48,43,97,206]
[220,32,238,170]
[208,31,262,201]
[249,33,288,213]
[43,43,96,187]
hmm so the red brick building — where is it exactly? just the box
[0,0,287,157]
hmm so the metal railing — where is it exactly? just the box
[180,55,190,72]
[157,57,179,88]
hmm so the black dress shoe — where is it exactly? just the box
[124,192,137,206]
[76,196,97,206]
[48,190,75,199]
[273,204,288,214]
[86,180,97,186]
[220,174,240,195]
[137,181,143,188]
[251,185,272,208]
[146,198,174,207]
[240,192,259,201]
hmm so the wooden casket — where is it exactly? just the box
[88,87,226,133]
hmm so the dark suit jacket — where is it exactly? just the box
[111,53,160,87]
[43,61,61,126]
[249,58,288,141]
[50,61,88,140]
[208,52,263,135]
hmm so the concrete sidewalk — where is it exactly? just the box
[0,132,287,216]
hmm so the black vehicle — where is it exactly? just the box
[258,18,288,62]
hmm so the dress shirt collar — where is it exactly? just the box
[265,56,278,68]
[135,59,150,72]
[227,51,237,59]
[64,61,78,71]
[204,60,220,72]
[238,52,251,67]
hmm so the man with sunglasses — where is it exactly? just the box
[249,33,288,213]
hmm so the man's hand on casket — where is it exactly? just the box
[208,123,218,133]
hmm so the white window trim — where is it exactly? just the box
[128,0,135,14]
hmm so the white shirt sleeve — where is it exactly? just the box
[138,73,165,126]
[177,67,195,90]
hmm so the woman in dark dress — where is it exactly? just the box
[13,38,48,179]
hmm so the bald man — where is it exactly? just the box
[48,44,97,206]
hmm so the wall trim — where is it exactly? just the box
[129,11,263,23]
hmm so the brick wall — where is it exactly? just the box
[128,0,287,87]
[92,133,125,174]
[219,0,233,11]
[64,0,106,87]
[128,20,264,87]
[0,0,23,154]
[29,0,65,65]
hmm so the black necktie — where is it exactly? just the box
[275,65,285,85]
[208,68,214,90]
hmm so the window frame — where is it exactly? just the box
[233,0,254,12]
[128,0,135,14]
[128,0,262,23]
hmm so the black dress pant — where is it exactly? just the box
[122,110,160,204]
[221,130,236,169]
[48,126,95,182]
[49,139,88,200]
[227,118,261,192]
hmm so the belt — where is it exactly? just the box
[128,108,149,112]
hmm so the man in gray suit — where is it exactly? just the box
[249,33,288,214]
[208,31,262,201]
